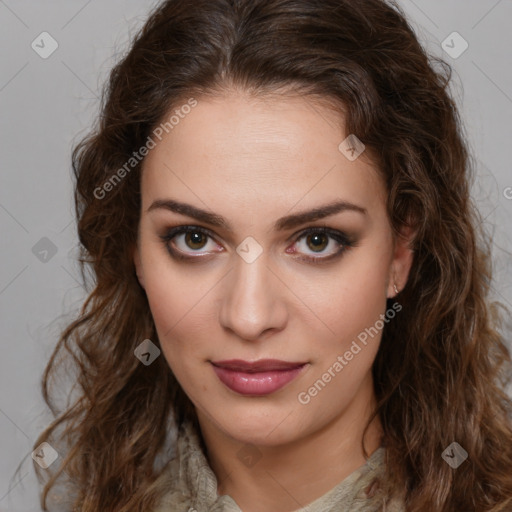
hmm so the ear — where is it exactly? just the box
[387,225,415,298]
[133,245,145,289]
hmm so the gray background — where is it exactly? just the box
[1,1,511,510]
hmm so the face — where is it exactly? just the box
[134,90,413,447]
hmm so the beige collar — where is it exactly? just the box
[153,419,405,512]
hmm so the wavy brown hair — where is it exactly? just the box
[26,0,512,510]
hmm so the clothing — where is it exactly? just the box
[152,420,405,512]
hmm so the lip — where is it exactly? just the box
[211,359,308,396]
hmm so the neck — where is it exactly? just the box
[195,373,383,512]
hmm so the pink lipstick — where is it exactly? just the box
[211,359,308,396]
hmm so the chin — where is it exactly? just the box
[208,402,305,446]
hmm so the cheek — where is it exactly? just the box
[309,250,391,350]
[141,241,208,338]
[141,262,216,382]
[147,283,204,393]
[147,282,205,354]
[297,263,388,419]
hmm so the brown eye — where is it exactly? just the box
[159,225,355,264]
[184,231,208,250]
[159,225,220,258]
[291,227,354,263]
[305,232,329,253]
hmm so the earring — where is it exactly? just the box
[393,283,399,295]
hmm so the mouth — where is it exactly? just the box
[210,359,309,396]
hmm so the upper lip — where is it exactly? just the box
[211,359,307,372]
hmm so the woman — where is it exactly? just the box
[31,0,512,510]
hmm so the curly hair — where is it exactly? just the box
[27,0,512,510]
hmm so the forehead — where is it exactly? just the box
[141,92,386,221]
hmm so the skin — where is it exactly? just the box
[133,89,414,512]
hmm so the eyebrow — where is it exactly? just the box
[147,198,367,232]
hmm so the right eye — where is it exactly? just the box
[159,225,223,259]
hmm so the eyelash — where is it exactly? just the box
[158,225,356,264]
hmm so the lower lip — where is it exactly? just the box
[212,364,307,396]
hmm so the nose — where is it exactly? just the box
[219,251,288,342]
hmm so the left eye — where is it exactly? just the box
[289,227,351,261]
